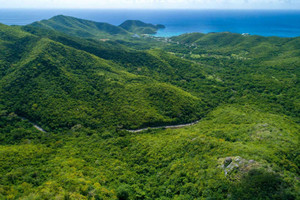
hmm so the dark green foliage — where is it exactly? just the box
[117,184,131,200]
[119,20,165,34]
[0,114,40,145]
[30,15,165,39]
[0,16,299,199]
[30,15,130,38]
[230,169,294,200]
[166,32,300,121]
[0,23,207,131]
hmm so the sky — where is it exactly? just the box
[0,0,299,9]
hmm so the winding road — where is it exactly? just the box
[17,114,199,133]
[18,116,47,133]
[126,120,200,133]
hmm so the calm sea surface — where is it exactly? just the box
[0,9,300,37]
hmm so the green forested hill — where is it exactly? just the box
[166,32,300,120]
[30,15,130,38]
[119,20,165,34]
[170,32,300,59]
[30,15,166,38]
[0,23,207,131]
[0,16,299,199]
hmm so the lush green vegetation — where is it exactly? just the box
[30,15,165,39]
[1,104,299,199]
[30,15,130,39]
[119,20,165,34]
[0,23,208,131]
[164,32,300,121]
[0,16,299,199]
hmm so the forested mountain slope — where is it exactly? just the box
[0,16,299,199]
[119,20,165,34]
[0,23,207,131]
[22,23,231,108]
[30,15,130,38]
[166,32,300,121]
[30,15,166,39]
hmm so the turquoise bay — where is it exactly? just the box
[0,9,300,37]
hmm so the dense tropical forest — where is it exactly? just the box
[0,15,299,199]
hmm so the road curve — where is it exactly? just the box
[18,116,47,133]
[126,120,200,133]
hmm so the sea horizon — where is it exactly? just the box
[1,9,300,37]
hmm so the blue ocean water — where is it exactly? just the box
[0,9,300,37]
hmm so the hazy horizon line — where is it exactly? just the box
[1,8,300,10]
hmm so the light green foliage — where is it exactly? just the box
[166,32,300,120]
[1,104,298,199]
[0,16,299,199]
